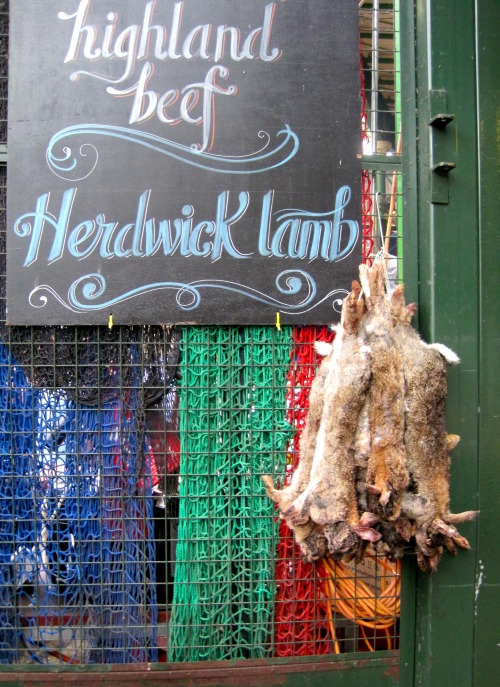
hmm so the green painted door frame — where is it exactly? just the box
[411,1,500,685]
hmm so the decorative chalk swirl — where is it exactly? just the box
[30,274,201,313]
[27,270,333,315]
[179,270,317,311]
[46,124,300,180]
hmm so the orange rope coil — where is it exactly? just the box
[318,556,401,653]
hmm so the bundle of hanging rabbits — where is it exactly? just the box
[263,261,477,572]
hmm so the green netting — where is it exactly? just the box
[168,326,292,662]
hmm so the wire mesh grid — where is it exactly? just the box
[0,0,402,669]
[360,0,400,155]
[360,0,403,277]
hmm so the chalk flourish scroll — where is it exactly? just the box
[46,124,300,180]
[28,271,347,316]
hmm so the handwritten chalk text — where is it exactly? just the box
[14,186,359,266]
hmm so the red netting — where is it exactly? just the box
[273,326,335,656]
[362,172,374,265]
[360,49,374,265]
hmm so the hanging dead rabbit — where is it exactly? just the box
[264,261,477,572]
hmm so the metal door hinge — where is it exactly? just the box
[429,90,456,204]
[431,161,456,175]
[429,113,455,129]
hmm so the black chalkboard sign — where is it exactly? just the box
[7,0,361,325]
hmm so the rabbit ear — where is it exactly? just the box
[389,284,406,321]
[352,524,382,542]
[314,341,333,357]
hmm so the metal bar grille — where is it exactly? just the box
[0,0,403,670]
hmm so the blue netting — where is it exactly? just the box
[0,341,158,664]
[0,343,35,663]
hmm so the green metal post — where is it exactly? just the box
[411,1,492,685]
